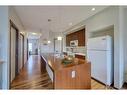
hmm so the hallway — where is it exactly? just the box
[11,55,53,89]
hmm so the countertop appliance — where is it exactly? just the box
[87,36,113,86]
[70,40,78,47]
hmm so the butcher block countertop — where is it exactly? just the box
[41,53,89,71]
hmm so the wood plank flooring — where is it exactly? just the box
[11,55,114,90]
[11,55,53,89]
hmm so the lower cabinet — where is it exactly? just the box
[41,55,91,89]
[75,54,85,60]
[54,63,91,89]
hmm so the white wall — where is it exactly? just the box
[87,7,124,89]
[0,6,9,89]
[0,6,28,89]
[64,6,124,89]
[9,7,28,65]
[123,7,127,83]
[0,6,27,89]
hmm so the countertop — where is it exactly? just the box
[74,53,85,56]
[41,53,89,72]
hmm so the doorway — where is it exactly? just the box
[54,38,63,53]
[28,39,39,55]
[19,34,24,71]
[10,21,19,83]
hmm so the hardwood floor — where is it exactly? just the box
[11,55,53,89]
[11,55,114,90]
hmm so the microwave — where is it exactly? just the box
[70,40,78,47]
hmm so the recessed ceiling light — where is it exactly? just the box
[91,8,95,11]
[69,22,72,26]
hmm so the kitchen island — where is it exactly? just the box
[41,53,91,89]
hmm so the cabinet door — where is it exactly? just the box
[55,63,91,89]
[55,66,76,89]
[73,32,78,40]
[66,35,70,46]
[78,29,85,46]
[75,63,91,89]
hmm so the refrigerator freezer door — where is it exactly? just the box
[87,36,111,51]
[87,50,112,85]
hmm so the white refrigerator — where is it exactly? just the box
[87,36,113,86]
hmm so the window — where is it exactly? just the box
[29,43,32,52]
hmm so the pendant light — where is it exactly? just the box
[48,19,51,44]
[57,7,62,41]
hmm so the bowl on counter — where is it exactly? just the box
[61,55,74,65]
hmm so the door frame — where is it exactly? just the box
[27,38,29,60]
[20,33,24,67]
[9,20,19,88]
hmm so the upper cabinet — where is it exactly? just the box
[66,28,85,46]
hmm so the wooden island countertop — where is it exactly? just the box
[41,53,88,71]
[41,53,91,89]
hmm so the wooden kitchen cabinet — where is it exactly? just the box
[55,66,76,89]
[66,34,71,46]
[75,54,85,60]
[66,28,85,46]
[75,63,91,89]
[55,63,91,89]
[77,29,85,46]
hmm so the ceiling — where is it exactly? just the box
[14,6,108,34]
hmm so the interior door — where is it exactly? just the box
[54,39,62,53]
[19,34,24,71]
[10,27,16,82]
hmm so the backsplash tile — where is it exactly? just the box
[66,46,86,54]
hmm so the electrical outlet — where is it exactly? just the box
[71,70,76,78]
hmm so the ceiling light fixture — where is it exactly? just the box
[32,32,37,35]
[57,36,62,40]
[47,40,51,43]
[47,18,52,44]
[91,8,95,11]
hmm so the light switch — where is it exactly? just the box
[71,70,76,78]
